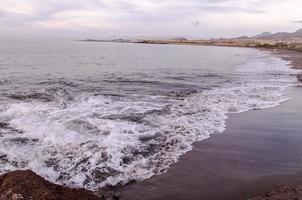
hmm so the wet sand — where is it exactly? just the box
[274,49,302,70]
[118,50,302,200]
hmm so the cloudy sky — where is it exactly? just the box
[0,0,302,39]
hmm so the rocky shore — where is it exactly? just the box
[248,185,302,200]
[0,170,102,200]
[1,170,302,200]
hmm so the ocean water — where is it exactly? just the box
[0,40,298,190]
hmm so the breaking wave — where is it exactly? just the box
[0,50,299,191]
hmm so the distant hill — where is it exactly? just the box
[250,28,302,41]
[252,31,272,39]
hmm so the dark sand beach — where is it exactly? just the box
[117,51,302,200]
[0,1,301,199]
[275,49,302,70]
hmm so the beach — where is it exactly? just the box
[0,43,301,200]
[115,50,302,200]
[274,49,302,70]
[1,0,302,199]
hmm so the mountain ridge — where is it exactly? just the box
[249,28,302,40]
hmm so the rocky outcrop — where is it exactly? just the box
[248,185,302,200]
[0,170,102,200]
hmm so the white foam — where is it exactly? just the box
[0,52,299,191]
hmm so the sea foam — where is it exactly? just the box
[0,50,299,191]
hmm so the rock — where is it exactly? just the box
[0,170,102,200]
[12,194,24,200]
[0,122,9,129]
[248,185,302,200]
[8,137,39,145]
[297,73,302,82]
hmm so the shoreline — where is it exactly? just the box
[80,39,302,53]
[115,48,302,199]
[118,87,302,200]
[274,49,302,70]
[0,46,301,200]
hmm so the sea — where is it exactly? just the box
[0,40,298,190]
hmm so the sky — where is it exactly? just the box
[0,0,302,39]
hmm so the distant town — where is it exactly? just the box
[82,28,302,52]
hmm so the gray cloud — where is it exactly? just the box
[0,9,6,18]
[0,0,300,38]
[292,20,302,23]
[192,19,201,26]
[197,5,265,13]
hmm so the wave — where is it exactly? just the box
[0,52,299,191]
